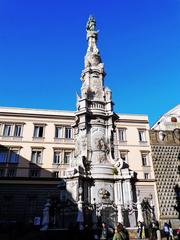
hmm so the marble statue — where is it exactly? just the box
[137,192,144,223]
[86,16,96,32]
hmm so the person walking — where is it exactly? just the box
[163,222,170,240]
[169,221,174,240]
[137,221,143,239]
[113,223,127,240]
[155,221,161,240]
[100,222,108,240]
[151,219,160,240]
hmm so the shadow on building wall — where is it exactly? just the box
[0,144,79,239]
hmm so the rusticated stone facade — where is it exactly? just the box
[149,129,180,227]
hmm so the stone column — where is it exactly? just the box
[122,179,132,204]
[127,179,133,205]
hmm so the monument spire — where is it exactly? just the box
[66,17,136,228]
[81,16,105,101]
[86,15,99,55]
[84,16,103,70]
[72,16,119,172]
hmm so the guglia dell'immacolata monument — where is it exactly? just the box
[2,16,180,232]
[64,16,142,228]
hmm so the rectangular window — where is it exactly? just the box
[55,126,63,138]
[2,123,24,137]
[3,124,12,137]
[33,126,44,138]
[29,169,40,177]
[119,129,126,142]
[9,150,19,164]
[31,150,42,164]
[53,151,62,164]
[7,168,16,177]
[65,127,72,139]
[144,173,149,179]
[142,153,148,166]
[64,151,71,164]
[0,150,8,163]
[52,171,59,178]
[138,130,146,142]
[14,125,22,137]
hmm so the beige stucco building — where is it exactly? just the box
[0,107,75,179]
[116,114,158,214]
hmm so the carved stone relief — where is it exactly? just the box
[85,52,101,68]
[91,128,104,150]
[98,188,110,200]
[74,129,87,158]
[159,131,166,141]
[174,128,180,142]
[90,127,110,164]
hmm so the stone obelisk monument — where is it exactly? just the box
[66,16,136,227]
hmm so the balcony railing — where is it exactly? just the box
[0,136,23,141]
[88,102,105,110]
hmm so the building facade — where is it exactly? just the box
[150,105,180,228]
[0,17,159,229]
[0,108,75,225]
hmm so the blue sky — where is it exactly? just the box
[0,0,179,126]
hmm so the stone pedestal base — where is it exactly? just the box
[90,164,114,179]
